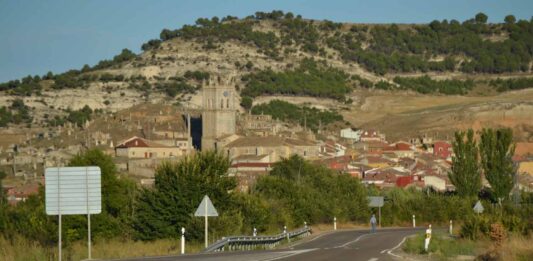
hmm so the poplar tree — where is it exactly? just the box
[479,128,516,202]
[449,129,481,197]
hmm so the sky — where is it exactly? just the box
[1,0,532,82]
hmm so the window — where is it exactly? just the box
[226,98,229,108]
[221,99,224,109]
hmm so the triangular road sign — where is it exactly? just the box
[194,195,218,217]
[473,200,484,214]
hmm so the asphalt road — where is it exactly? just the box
[114,227,424,261]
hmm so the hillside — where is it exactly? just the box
[1,10,533,143]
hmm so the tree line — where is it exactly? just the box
[148,10,533,75]
[241,58,351,100]
[250,99,344,132]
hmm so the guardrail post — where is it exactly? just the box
[412,214,416,228]
[181,227,185,255]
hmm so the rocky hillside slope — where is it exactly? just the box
[1,10,532,141]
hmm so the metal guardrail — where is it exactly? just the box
[203,226,312,253]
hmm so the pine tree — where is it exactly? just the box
[479,128,516,202]
[449,129,481,197]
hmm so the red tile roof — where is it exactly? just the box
[116,136,170,148]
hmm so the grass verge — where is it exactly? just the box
[0,235,204,261]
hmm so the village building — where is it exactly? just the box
[6,182,40,206]
[225,136,320,163]
[240,114,278,136]
[384,141,415,158]
[115,136,183,159]
[340,128,362,141]
[320,140,347,157]
[359,129,386,143]
[433,141,452,159]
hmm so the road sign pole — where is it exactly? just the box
[194,195,218,249]
[205,202,208,248]
[86,167,92,260]
[58,167,62,261]
[378,207,381,228]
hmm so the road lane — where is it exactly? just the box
[111,227,423,261]
[279,228,421,261]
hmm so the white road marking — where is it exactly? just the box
[337,231,394,249]
[384,235,410,259]
[288,230,335,248]
[263,248,319,261]
[368,258,379,261]
[336,233,369,248]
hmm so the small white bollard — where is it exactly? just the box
[253,227,257,237]
[283,225,287,234]
[181,227,185,255]
[424,224,432,252]
[449,220,453,235]
[304,221,307,228]
[334,217,337,230]
[412,214,416,228]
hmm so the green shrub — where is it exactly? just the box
[404,232,476,257]
[461,215,491,240]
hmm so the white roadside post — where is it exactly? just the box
[334,217,337,230]
[304,221,307,229]
[181,227,185,254]
[449,220,453,235]
[253,227,257,237]
[194,195,218,249]
[204,203,208,247]
[424,224,432,252]
[412,214,416,228]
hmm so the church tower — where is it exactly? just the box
[201,77,236,151]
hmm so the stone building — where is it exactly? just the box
[224,136,320,163]
[201,79,237,151]
[115,136,183,159]
[240,114,278,136]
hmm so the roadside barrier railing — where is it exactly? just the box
[203,226,312,253]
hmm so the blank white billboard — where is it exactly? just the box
[45,166,102,215]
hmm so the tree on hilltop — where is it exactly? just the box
[475,12,488,24]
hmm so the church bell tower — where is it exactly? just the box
[201,77,236,151]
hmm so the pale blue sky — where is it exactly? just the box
[1,0,532,82]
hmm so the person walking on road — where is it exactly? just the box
[370,214,377,233]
